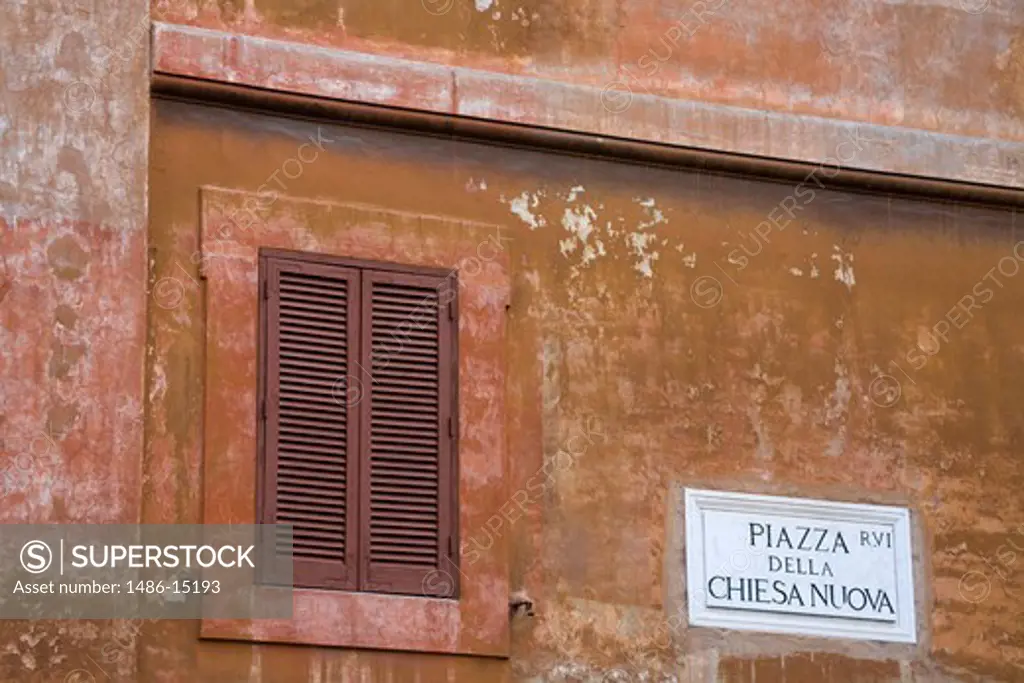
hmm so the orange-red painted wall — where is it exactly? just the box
[141,99,1024,681]
[155,0,1024,141]
[3,0,1024,680]
[151,0,1024,187]
[0,0,149,677]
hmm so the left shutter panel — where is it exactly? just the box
[261,256,361,591]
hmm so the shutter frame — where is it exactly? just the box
[258,249,459,598]
[359,269,459,597]
[259,254,361,591]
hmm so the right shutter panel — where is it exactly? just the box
[261,256,361,591]
[360,270,456,596]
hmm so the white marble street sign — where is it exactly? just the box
[685,488,916,643]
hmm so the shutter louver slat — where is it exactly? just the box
[361,273,457,596]
[261,258,360,591]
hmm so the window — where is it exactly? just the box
[257,249,458,597]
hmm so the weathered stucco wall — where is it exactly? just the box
[151,0,1024,140]
[0,0,149,678]
[151,0,1024,188]
[146,98,1024,681]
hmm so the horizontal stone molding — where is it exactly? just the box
[153,22,1024,191]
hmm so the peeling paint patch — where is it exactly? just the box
[625,197,669,277]
[831,246,856,290]
[504,190,546,230]
[748,404,774,461]
[560,204,598,260]
[465,177,488,192]
[635,197,666,230]
[824,357,851,458]
[566,185,585,202]
[626,232,659,277]
[501,187,681,279]
[673,243,697,268]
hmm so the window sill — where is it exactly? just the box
[201,587,506,656]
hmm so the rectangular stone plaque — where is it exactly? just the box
[685,488,916,643]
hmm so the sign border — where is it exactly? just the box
[684,487,917,644]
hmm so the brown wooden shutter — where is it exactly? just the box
[359,270,457,596]
[260,255,360,590]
